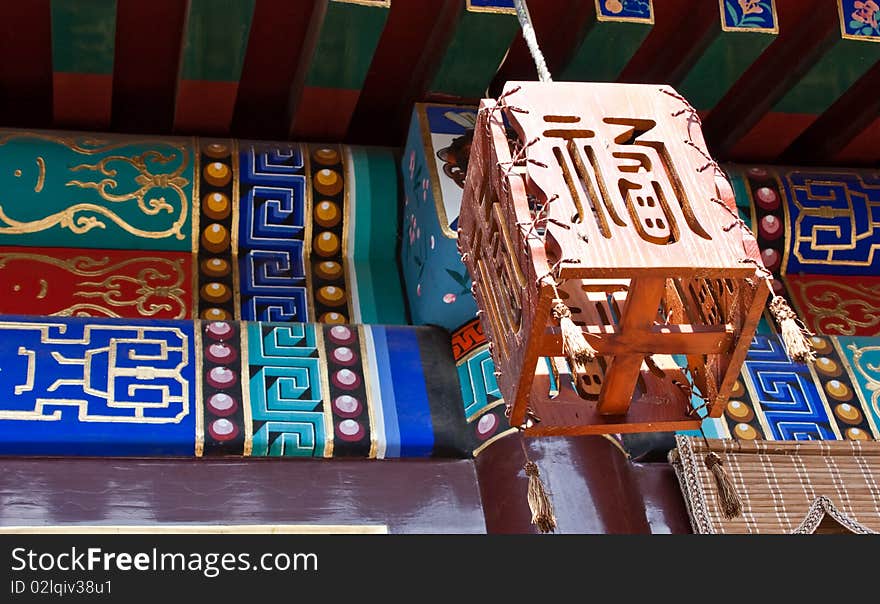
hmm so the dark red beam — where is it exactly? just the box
[0,0,52,128]
[232,0,317,140]
[348,0,461,147]
[113,0,188,133]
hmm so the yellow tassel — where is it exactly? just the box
[704,452,742,520]
[524,461,556,533]
[552,299,597,367]
[769,296,815,364]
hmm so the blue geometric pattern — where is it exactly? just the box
[457,346,501,420]
[248,323,327,457]
[240,145,305,184]
[743,335,836,440]
[239,144,309,322]
[783,170,880,275]
[0,316,195,456]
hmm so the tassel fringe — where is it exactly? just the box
[552,299,597,371]
[769,295,815,364]
[524,461,557,533]
[704,452,742,520]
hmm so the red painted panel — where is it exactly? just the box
[0,0,52,127]
[727,112,818,161]
[291,85,361,141]
[232,0,316,139]
[786,274,880,337]
[0,246,194,320]
[174,80,239,135]
[53,72,113,129]
[113,0,187,133]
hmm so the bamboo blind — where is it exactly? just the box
[670,436,880,534]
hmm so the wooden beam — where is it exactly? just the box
[596,277,665,415]
[288,0,390,140]
[540,323,735,356]
[50,0,117,129]
[173,0,255,135]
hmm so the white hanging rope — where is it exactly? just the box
[513,0,552,82]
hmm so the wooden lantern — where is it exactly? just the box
[458,82,770,437]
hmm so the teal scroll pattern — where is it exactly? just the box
[0,132,194,251]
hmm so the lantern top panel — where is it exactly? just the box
[497,81,756,277]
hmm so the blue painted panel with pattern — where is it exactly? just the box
[239,144,309,322]
[0,315,195,455]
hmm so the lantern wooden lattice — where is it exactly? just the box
[458,82,770,437]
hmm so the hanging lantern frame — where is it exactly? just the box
[458,82,770,437]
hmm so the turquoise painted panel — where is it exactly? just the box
[401,106,477,331]
[0,131,195,251]
[839,336,880,433]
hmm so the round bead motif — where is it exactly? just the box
[313,231,340,257]
[206,342,237,364]
[203,192,231,220]
[314,169,343,196]
[834,402,862,424]
[317,285,346,307]
[207,366,237,389]
[735,423,758,440]
[205,321,234,340]
[332,346,357,366]
[201,223,229,253]
[203,143,229,158]
[204,161,231,187]
[201,257,231,277]
[320,312,347,324]
[201,308,230,321]
[315,261,343,280]
[314,200,341,227]
[209,418,238,441]
[313,148,340,165]
[207,393,238,416]
[328,325,354,344]
[476,413,498,439]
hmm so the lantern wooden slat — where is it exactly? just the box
[458,82,770,437]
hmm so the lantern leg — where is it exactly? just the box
[596,277,666,415]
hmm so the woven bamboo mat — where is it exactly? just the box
[670,436,880,534]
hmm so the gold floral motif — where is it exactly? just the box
[0,131,190,240]
[0,253,187,319]
[792,280,880,336]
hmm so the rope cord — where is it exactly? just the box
[513,0,552,82]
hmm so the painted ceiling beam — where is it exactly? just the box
[560,0,654,83]
[112,0,187,133]
[232,0,318,139]
[426,1,520,101]
[288,0,391,141]
[50,0,117,129]
[0,0,52,127]
[173,0,256,135]
[707,0,880,161]
[675,1,780,117]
